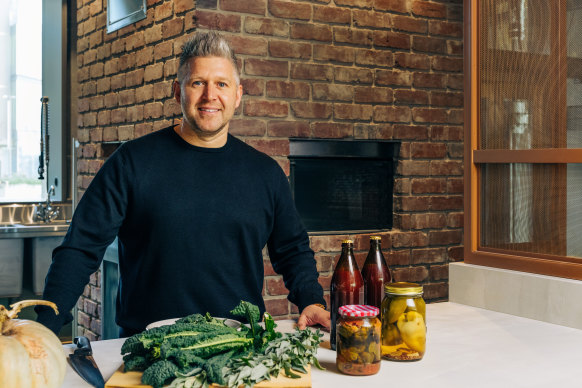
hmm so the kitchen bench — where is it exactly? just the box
[62,302,582,387]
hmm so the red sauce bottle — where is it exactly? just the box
[362,236,391,312]
[330,240,364,350]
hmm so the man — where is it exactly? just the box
[36,31,330,337]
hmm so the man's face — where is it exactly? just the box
[174,56,242,138]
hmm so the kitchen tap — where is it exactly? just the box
[35,97,60,223]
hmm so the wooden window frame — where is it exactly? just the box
[463,0,582,280]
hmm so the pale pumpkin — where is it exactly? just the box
[0,300,67,388]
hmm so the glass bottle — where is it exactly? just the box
[362,236,391,312]
[330,240,364,350]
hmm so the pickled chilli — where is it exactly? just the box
[336,305,381,376]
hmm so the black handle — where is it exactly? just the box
[73,336,93,356]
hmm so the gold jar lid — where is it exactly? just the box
[385,282,423,296]
[369,236,381,240]
[342,239,354,244]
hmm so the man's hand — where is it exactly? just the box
[297,304,331,330]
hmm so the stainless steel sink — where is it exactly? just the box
[0,204,72,237]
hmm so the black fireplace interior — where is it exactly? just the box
[289,139,400,232]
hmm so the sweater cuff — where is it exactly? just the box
[293,290,326,313]
[35,305,73,335]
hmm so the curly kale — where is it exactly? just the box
[142,360,180,388]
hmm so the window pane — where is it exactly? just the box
[567,1,582,148]
[0,0,43,202]
[480,163,582,258]
[480,0,561,150]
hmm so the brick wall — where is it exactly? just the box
[74,0,463,340]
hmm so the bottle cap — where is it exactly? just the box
[369,236,381,240]
[338,304,379,318]
[342,239,354,245]
[385,282,423,296]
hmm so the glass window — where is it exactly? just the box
[0,0,63,203]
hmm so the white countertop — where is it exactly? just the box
[63,302,582,387]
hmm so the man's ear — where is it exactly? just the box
[173,80,181,104]
[235,83,243,109]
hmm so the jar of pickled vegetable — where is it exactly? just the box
[381,282,426,361]
[336,305,381,376]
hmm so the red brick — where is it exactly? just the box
[431,91,463,107]
[447,178,464,194]
[334,27,372,46]
[393,125,428,140]
[393,15,427,33]
[96,78,110,94]
[154,41,173,60]
[411,248,446,264]
[392,231,429,248]
[395,53,430,70]
[430,196,463,210]
[221,0,266,15]
[447,212,463,228]
[136,47,154,67]
[448,246,464,262]
[412,1,447,18]
[374,31,410,50]
[424,282,448,300]
[354,123,393,139]
[448,109,464,125]
[198,0,217,9]
[315,254,335,273]
[335,0,373,8]
[398,196,430,211]
[318,274,332,290]
[413,36,446,53]
[313,84,354,101]
[268,0,312,20]
[447,40,463,55]
[144,102,163,119]
[291,102,332,119]
[335,67,374,84]
[267,81,309,99]
[267,121,310,137]
[353,233,392,251]
[411,143,447,158]
[154,2,173,20]
[229,119,266,136]
[312,122,353,138]
[245,59,288,77]
[412,107,448,123]
[413,72,446,88]
[395,90,429,105]
[195,10,241,32]
[430,161,463,176]
[431,126,463,141]
[432,56,463,72]
[386,250,411,266]
[118,90,135,106]
[412,178,447,194]
[314,45,354,63]
[356,49,394,67]
[175,0,195,13]
[144,63,163,82]
[291,63,333,81]
[241,78,265,96]
[353,10,392,29]
[354,86,393,104]
[291,23,332,42]
[335,103,373,121]
[244,100,288,117]
[429,230,462,245]
[246,139,290,156]
[374,0,409,13]
[118,54,135,72]
[264,298,289,316]
[125,32,145,51]
[135,123,153,138]
[376,70,411,87]
[266,276,288,295]
[103,126,118,142]
[227,36,268,56]
[245,16,288,36]
[162,18,183,39]
[144,24,162,44]
[164,58,179,78]
[136,85,154,103]
[373,106,410,123]
[392,266,429,283]
[269,40,311,59]
[127,105,144,122]
[112,108,128,124]
[429,20,463,37]
[314,6,351,23]
[310,235,349,252]
[447,74,464,90]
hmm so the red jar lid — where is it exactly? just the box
[338,304,379,317]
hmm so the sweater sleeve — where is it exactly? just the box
[35,146,132,334]
[266,168,325,312]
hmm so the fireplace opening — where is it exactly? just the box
[289,139,400,232]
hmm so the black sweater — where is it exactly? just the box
[36,127,324,333]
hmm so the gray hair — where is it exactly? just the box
[178,31,240,84]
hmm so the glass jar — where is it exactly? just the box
[381,282,426,361]
[336,305,381,376]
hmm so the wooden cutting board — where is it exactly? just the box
[105,364,311,388]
